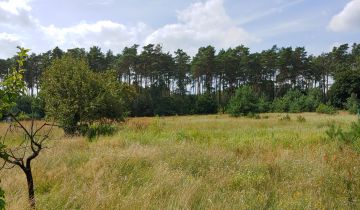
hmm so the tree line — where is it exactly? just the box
[0,43,359,118]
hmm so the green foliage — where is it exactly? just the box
[0,187,4,210]
[272,89,321,113]
[0,47,29,210]
[345,94,359,115]
[12,95,45,119]
[131,87,195,117]
[272,90,302,112]
[258,96,270,113]
[279,114,291,121]
[41,55,132,135]
[326,120,360,147]
[82,123,118,141]
[296,115,306,123]
[227,86,259,117]
[325,123,344,141]
[305,88,322,111]
[316,103,337,115]
[329,66,360,108]
[0,47,28,115]
[132,88,155,117]
[16,112,31,121]
[246,113,261,119]
[194,94,218,115]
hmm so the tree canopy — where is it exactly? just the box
[41,55,134,134]
[0,43,359,117]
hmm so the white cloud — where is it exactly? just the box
[0,0,36,27]
[0,32,22,58]
[329,0,360,32]
[0,0,31,15]
[144,0,258,54]
[0,0,257,57]
[40,21,151,51]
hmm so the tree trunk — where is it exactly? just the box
[24,167,36,209]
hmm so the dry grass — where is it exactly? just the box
[1,113,360,209]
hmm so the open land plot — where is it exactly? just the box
[1,113,360,209]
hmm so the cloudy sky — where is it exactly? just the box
[0,0,359,58]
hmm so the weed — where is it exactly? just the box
[316,104,337,115]
[279,114,291,121]
[296,115,306,123]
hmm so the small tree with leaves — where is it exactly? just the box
[41,55,133,135]
[0,47,54,209]
[227,86,260,117]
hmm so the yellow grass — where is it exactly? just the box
[1,113,360,209]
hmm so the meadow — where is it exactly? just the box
[1,113,360,209]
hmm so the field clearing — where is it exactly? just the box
[1,113,360,209]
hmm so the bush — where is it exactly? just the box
[82,123,118,141]
[0,188,5,210]
[227,86,259,117]
[325,123,344,141]
[258,96,270,113]
[297,115,306,123]
[304,88,322,111]
[272,97,288,113]
[16,112,31,121]
[316,103,337,115]
[0,188,4,210]
[194,94,218,114]
[279,114,291,121]
[325,120,360,146]
[272,89,303,112]
[345,93,359,115]
[246,113,261,119]
[271,88,322,113]
[12,95,45,119]
[131,88,154,117]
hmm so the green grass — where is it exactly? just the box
[1,113,360,209]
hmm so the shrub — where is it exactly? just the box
[0,188,4,210]
[16,112,31,121]
[272,98,288,113]
[246,113,261,119]
[12,95,45,119]
[345,93,359,115]
[325,120,360,146]
[258,96,270,113]
[288,96,306,113]
[325,123,344,141]
[82,123,118,141]
[279,114,291,121]
[194,94,218,114]
[271,88,322,113]
[227,86,259,117]
[316,103,337,115]
[297,115,306,123]
[304,88,322,111]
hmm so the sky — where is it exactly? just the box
[0,0,359,58]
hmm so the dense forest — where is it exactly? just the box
[0,43,359,118]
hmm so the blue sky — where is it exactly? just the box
[0,0,359,58]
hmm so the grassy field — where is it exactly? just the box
[1,113,360,209]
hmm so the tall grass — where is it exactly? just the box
[1,113,360,209]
